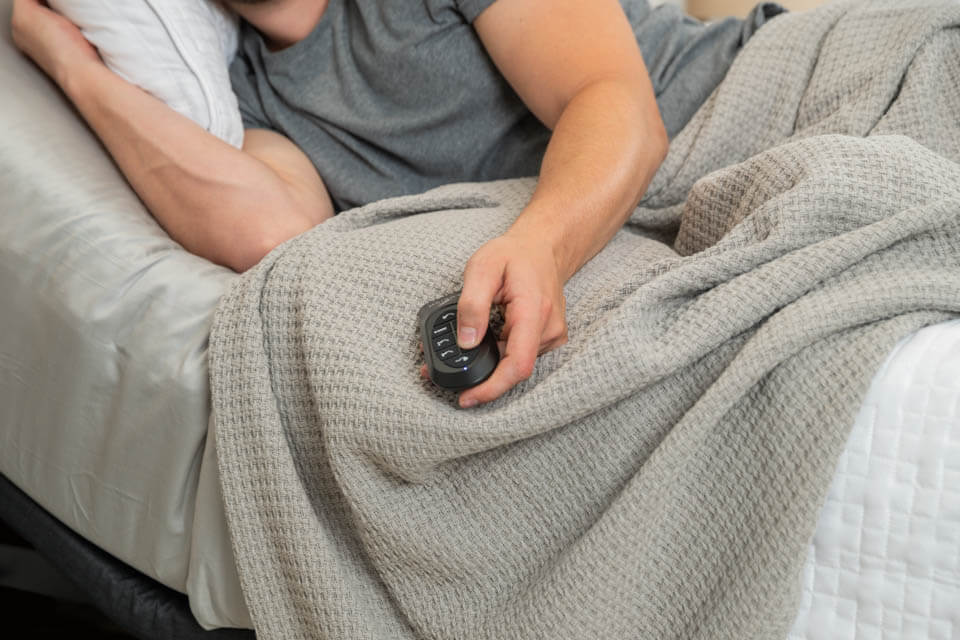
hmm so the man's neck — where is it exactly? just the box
[231,0,330,51]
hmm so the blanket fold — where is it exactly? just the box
[210,2,960,638]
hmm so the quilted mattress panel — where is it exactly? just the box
[790,320,960,639]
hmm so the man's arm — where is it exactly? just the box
[11,0,333,273]
[452,0,668,407]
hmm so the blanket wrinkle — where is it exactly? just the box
[210,2,960,638]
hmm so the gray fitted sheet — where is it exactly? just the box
[0,2,251,629]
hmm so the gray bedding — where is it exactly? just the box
[209,2,960,638]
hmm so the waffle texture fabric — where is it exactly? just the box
[209,2,960,638]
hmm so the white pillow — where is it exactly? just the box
[47,0,244,148]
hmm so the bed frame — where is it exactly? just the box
[0,473,255,640]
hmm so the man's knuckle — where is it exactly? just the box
[539,297,553,316]
[458,294,484,317]
[513,359,535,381]
[545,318,566,341]
[465,250,493,273]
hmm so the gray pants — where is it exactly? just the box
[630,2,787,138]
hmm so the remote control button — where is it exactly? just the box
[433,335,455,351]
[431,323,452,338]
[435,310,457,326]
[437,347,460,361]
[449,353,474,367]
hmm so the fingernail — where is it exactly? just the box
[458,327,477,348]
[460,397,478,409]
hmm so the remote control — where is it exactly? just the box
[418,293,499,391]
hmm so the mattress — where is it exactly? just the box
[2,3,959,636]
[789,319,960,639]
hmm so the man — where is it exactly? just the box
[11,0,781,407]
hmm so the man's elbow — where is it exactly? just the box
[222,215,316,273]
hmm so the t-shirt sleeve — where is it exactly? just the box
[454,0,500,23]
[237,98,270,131]
[228,37,272,131]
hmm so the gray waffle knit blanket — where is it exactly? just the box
[209,2,960,638]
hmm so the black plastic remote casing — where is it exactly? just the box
[419,293,499,391]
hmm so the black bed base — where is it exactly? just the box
[0,473,256,640]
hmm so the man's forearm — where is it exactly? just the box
[509,79,668,282]
[61,61,329,271]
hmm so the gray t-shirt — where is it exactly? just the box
[229,0,783,211]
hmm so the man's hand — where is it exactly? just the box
[454,230,568,408]
[11,0,101,88]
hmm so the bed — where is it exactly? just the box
[0,1,250,633]
[1,0,959,638]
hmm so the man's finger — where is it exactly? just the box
[459,300,541,408]
[457,256,503,350]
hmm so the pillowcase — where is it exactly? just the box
[47,0,244,148]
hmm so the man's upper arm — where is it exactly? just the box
[242,128,335,225]
[471,0,653,130]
